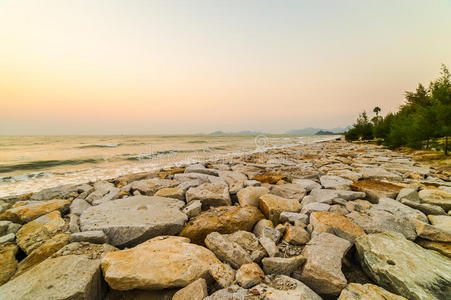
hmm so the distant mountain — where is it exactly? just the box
[315,130,334,135]
[286,126,351,135]
[209,130,266,135]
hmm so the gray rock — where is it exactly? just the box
[218,171,247,194]
[292,179,321,192]
[259,236,278,257]
[204,285,248,300]
[298,232,351,296]
[85,181,117,203]
[121,178,179,196]
[0,233,15,243]
[271,184,306,201]
[347,210,417,240]
[185,164,219,176]
[396,188,420,202]
[68,214,80,233]
[262,255,306,276]
[356,232,451,300]
[253,219,274,238]
[400,199,446,215]
[0,255,104,300]
[301,202,330,214]
[186,182,232,207]
[70,198,91,215]
[361,168,402,181]
[338,283,408,300]
[320,175,352,189]
[30,183,92,201]
[279,212,308,224]
[374,198,427,222]
[70,230,108,244]
[80,195,187,247]
[205,232,252,269]
[418,189,451,211]
[237,186,269,207]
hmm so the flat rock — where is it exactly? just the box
[416,239,451,258]
[356,232,451,300]
[185,164,219,176]
[122,178,179,196]
[396,188,420,202]
[0,243,18,285]
[16,210,66,255]
[310,211,365,243]
[361,168,402,181]
[0,255,104,299]
[270,184,306,201]
[374,197,427,222]
[154,187,185,200]
[70,198,91,215]
[350,180,404,203]
[409,218,451,242]
[301,202,330,215]
[259,194,301,224]
[400,199,446,215]
[0,200,70,224]
[101,236,219,290]
[419,189,451,211]
[279,212,308,224]
[182,200,202,218]
[338,283,407,300]
[237,186,269,207]
[292,179,321,192]
[185,182,231,207]
[80,196,187,247]
[262,255,306,276]
[30,183,92,201]
[53,242,117,260]
[179,206,263,244]
[204,285,249,300]
[205,232,252,269]
[320,175,352,189]
[427,215,451,233]
[347,210,417,240]
[299,232,352,296]
[70,230,108,244]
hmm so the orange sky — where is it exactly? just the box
[1,0,450,134]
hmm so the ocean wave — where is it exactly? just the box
[0,159,100,173]
[0,171,54,183]
[77,143,120,149]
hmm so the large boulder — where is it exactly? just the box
[0,255,104,299]
[185,182,231,207]
[0,200,70,224]
[310,211,365,243]
[204,232,252,269]
[101,236,220,290]
[374,198,427,222]
[259,194,301,224]
[338,283,407,300]
[298,232,351,296]
[418,189,451,211]
[355,232,451,300]
[80,196,187,247]
[179,206,264,244]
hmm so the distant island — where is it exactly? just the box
[209,126,350,135]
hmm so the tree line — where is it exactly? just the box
[345,64,450,155]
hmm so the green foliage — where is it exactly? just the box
[345,64,451,154]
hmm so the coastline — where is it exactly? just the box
[0,138,450,299]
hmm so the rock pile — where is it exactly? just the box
[0,140,450,299]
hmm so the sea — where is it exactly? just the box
[0,134,339,197]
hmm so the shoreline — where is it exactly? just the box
[0,138,450,299]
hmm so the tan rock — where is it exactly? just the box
[236,262,264,288]
[237,186,269,207]
[259,194,301,224]
[419,189,451,211]
[179,206,264,244]
[15,211,66,255]
[185,182,231,207]
[409,218,451,242]
[172,278,208,300]
[416,239,451,258]
[283,225,310,245]
[428,215,451,233]
[0,200,69,224]
[53,242,118,260]
[253,219,274,237]
[14,233,69,277]
[338,283,407,300]
[350,180,404,203]
[0,243,18,285]
[271,183,306,201]
[205,232,252,269]
[310,211,365,243]
[154,187,185,200]
[253,173,287,184]
[101,236,220,290]
[209,262,235,288]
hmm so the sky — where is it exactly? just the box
[1,0,450,135]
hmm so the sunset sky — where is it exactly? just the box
[1,0,450,135]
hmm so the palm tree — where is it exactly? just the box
[373,106,381,117]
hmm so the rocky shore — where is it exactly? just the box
[0,139,450,300]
